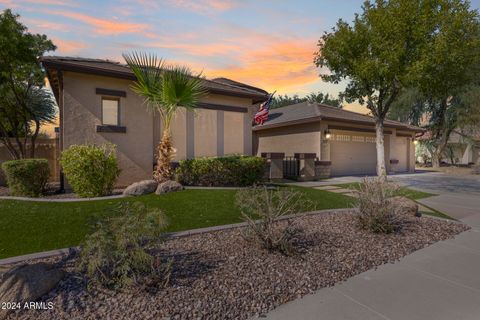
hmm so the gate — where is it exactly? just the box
[283,157,300,179]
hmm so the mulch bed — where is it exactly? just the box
[6,210,469,320]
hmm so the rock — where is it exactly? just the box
[156,180,184,195]
[123,180,158,196]
[389,196,420,217]
[0,263,64,317]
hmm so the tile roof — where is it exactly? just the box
[253,102,424,132]
[40,56,268,101]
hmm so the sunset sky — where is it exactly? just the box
[2,0,480,119]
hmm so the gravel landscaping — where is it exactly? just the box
[5,210,468,320]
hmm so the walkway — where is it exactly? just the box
[262,172,480,320]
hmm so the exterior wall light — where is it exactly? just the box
[324,129,332,140]
[413,138,418,145]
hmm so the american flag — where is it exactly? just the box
[254,92,275,125]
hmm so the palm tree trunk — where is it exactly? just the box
[154,128,175,182]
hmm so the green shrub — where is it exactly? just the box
[176,155,266,187]
[235,186,313,255]
[78,202,170,290]
[60,144,120,197]
[1,159,50,197]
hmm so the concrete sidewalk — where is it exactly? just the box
[263,172,480,320]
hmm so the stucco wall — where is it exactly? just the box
[254,122,321,157]
[62,73,256,185]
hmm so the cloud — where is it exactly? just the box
[167,0,239,14]
[205,39,319,93]
[2,0,77,6]
[45,10,149,35]
[52,37,87,54]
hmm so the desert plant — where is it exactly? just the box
[123,52,206,183]
[355,177,404,234]
[1,158,49,197]
[78,202,170,290]
[59,144,120,197]
[176,155,266,187]
[235,186,311,255]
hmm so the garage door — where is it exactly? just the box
[396,137,408,172]
[330,132,377,176]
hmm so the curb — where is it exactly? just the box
[0,208,350,266]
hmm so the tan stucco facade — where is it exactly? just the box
[61,72,256,186]
[254,120,417,177]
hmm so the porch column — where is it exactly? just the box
[387,128,397,174]
[294,153,316,181]
[261,152,284,180]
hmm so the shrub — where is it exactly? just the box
[355,177,405,234]
[235,186,312,255]
[1,159,49,197]
[78,202,170,290]
[60,144,120,197]
[176,155,266,187]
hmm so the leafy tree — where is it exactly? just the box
[123,52,206,182]
[409,0,480,167]
[0,9,56,159]
[271,92,342,109]
[315,0,433,177]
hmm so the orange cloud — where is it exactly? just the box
[53,37,87,54]
[45,10,149,35]
[206,40,319,93]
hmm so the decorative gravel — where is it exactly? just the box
[6,210,469,320]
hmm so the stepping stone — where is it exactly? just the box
[314,186,341,190]
[343,192,360,198]
[328,188,352,193]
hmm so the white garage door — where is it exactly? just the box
[396,137,408,172]
[330,133,377,176]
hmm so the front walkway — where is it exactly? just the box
[262,172,480,320]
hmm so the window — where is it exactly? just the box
[102,98,119,126]
[336,134,351,142]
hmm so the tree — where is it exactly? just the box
[0,9,56,159]
[271,92,342,109]
[123,52,206,182]
[409,0,480,167]
[315,0,434,177]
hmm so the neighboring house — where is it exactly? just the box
[417,129,480,165]
[41,56,268,186]
[253,102,423,176]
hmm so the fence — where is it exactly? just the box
[0,138,59,186]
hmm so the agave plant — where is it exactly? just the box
[123,52,206,182]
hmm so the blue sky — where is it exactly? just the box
[1,0,479,98]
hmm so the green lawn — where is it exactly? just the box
[0,187,353,259]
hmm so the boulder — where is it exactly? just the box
[156,180,184,195]
[0,263,64,317]
[123,180,158,196]
[389,196,420,217]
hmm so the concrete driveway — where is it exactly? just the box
[262,172,480,320]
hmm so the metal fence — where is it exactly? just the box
[283,157,300,179]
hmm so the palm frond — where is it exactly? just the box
[122,51,166,109]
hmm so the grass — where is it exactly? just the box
[0,187,354,259]
[333,182,436,200]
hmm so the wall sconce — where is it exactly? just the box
[413,138,418,145]
[324,129,331,140]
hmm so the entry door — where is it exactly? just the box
[396,137,408,172]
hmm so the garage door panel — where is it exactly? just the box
[330,133,377,176]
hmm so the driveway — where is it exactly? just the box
[262,172,480,320]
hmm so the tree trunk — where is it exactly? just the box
[375,120,387,179]
[29,119,40,158]
[153,128,175,183]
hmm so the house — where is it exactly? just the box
[253,102,424,177]
[41,56,268,186]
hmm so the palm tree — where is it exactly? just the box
[123,52,206,182]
